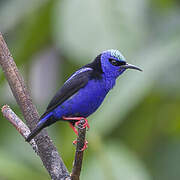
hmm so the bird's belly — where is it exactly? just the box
[53,80,108,118]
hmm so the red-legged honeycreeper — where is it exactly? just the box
[26,49,142,150]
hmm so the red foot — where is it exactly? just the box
[62,116,89,151]
[75,118,90,129]
[73,140,88,151]
[62,116,90,129]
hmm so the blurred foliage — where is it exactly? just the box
[0,0,180,179]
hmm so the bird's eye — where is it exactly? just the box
[109,58,126,66]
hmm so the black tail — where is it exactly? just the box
[26,122,46,142]
[26,112,55,142]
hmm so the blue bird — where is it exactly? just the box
[26,49,142,150]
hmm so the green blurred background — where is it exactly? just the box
[0,0,180,179]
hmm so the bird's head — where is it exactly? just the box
[100,49,142,78]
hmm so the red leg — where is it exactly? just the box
[62,116,89,151]
[62,116,90,129]
[69,122,78,136]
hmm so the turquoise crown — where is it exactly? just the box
[105,49,126,62]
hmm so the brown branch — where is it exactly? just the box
[1,105,39,154]
[71,119,87,180]
[0,32,70,180]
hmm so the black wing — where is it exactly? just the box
[40,68,93,119]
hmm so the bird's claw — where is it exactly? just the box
[62,116,90,130]
[62,116,89,151]
[75,118,90,130]
[73,140,77,145]
[73,139,88,151]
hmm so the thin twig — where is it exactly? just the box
[0,32,70,180]
[71,119,87,180]
[1,105,39,154]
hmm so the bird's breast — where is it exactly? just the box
[71,78,115,116]
[77,79,108,109]
[54,78,115,118]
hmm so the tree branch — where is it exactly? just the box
[0,32,70,180]
[1,105,39,154]
[71,119,87,180]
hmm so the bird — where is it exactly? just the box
[26,49,142,150]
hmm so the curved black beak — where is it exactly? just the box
[120,63,142,72]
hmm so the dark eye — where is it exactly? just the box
[109,58,126,66]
